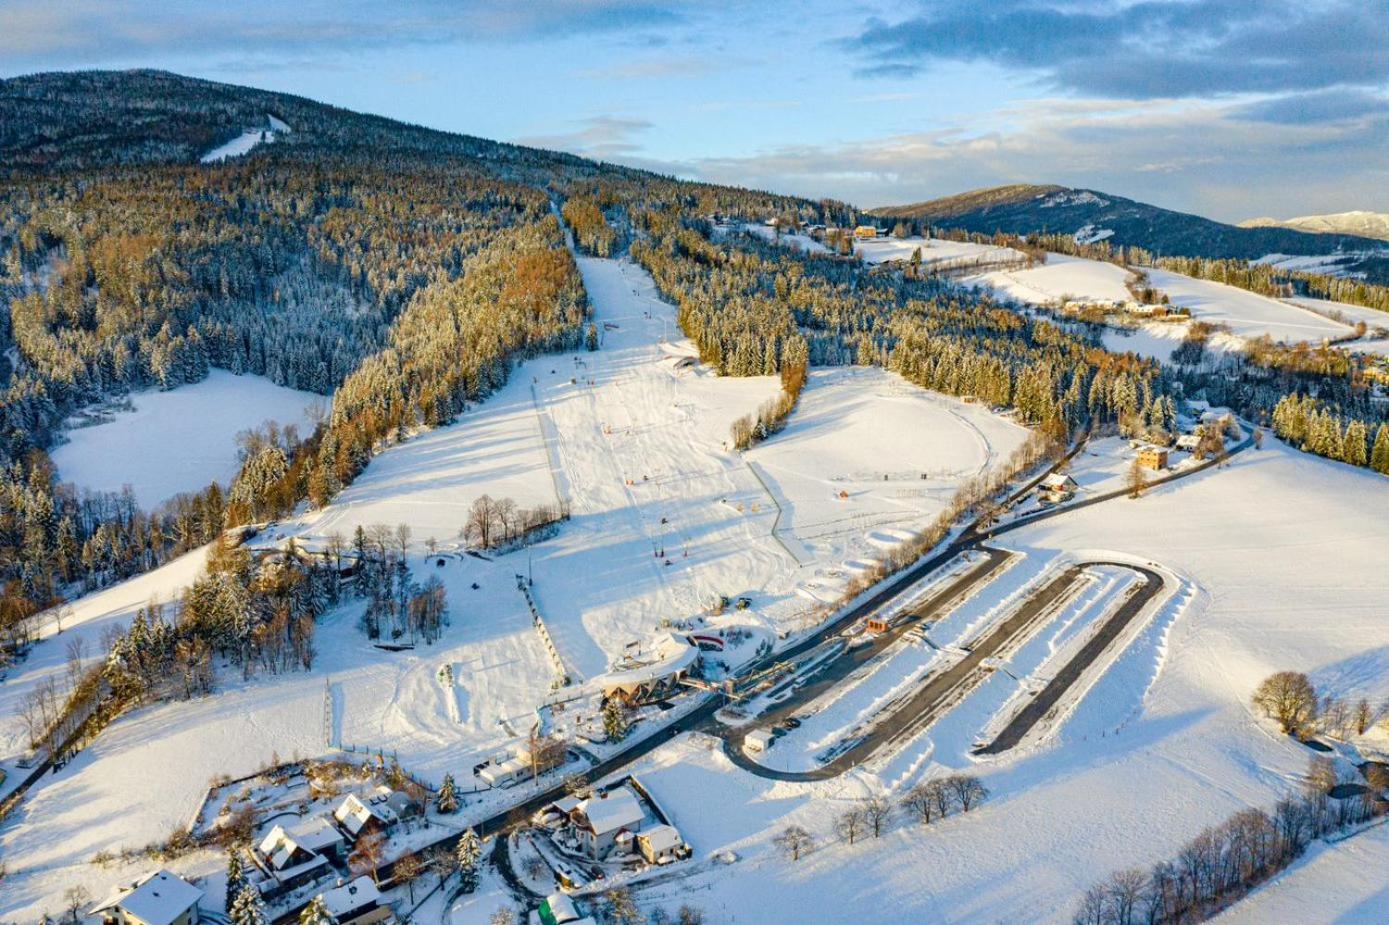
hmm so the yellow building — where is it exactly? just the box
[853,225,879,239]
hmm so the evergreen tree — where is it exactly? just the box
[299,897,333,925]
[229,886,267,925]
[603,699,629,742]
[225,851,248,913]
[438,772,460,814]
[457,827,482,893]
[1372,425,1389,475]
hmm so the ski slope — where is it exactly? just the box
[51,370,323,507]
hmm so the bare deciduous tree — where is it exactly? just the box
[1252,671,1318,734]
[862,795,892,837]
[834,807,866,845]
[774,825,814,861]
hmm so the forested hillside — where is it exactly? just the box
[0,70,820,650]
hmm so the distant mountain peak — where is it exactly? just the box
[873,184,1388,263]
[1239,211,1389,242]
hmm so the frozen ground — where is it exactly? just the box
[745,366,1030,571]
[573,437,1389,925]
[50,370,323,507]
[1212,821,1389,924]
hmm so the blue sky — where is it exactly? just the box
[2,0,1386,221]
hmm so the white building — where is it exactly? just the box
[91,870,202,925]
[744,728,775,753]
[569,786,645,858]
[635,824,686,864]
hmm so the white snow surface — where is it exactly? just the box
[50,370,323,507]
[745,366,1029,569]
[1143,268,1352,343]
[966,253,1135,305]
[1212,822,1389,924]
[854,235,1023,268]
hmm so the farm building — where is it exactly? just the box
[90,870,202,925]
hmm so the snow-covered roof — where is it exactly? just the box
[598,634,699,694]
[745,728,775,747]
[573,786,644,836]
[333,792,396,836]
[538,892,580,925]
[638,824,682,852]
[91,870,202,925]
[1040,473,1076,490]
[320,876,381,919]
[290,815,345,853]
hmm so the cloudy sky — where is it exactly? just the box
[2,0,1386,221]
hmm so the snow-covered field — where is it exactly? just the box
[50,369,323,507]
[855,235,1023,269]
[746,366,1030,572]
[1144,268,1352,344]
[968,252,1135,305]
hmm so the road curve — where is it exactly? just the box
[973,562,1165,755]
[725,561,1098,781]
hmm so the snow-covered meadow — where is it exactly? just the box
[50,370,323,507]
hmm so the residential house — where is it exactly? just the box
[255,817,344,890]
[320,877,392,925]
[1137,446,1169,470]
[568,786,645,858]
[91,870,202,925]
[333,792,398,840]
[635,824,687,864]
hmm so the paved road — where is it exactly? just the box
[974,562,1164,755]
[723,562,1097,781]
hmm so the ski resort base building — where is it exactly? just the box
[598,634,701,706]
